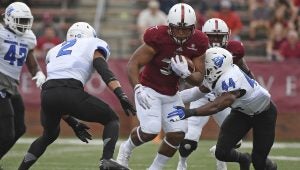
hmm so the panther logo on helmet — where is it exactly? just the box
[212,56,224,68]
[205,47,233,83]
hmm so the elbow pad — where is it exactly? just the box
[179,87,206,103]
[93,58,117,84]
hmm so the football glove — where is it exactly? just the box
[32,71,46,88]
[72,122,92,143]
[171,55,191,79]
[134,84,152,109]
[167,106,196,122]
[114,87,136,116]
[64,116,92,143]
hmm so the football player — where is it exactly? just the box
[116,3,209,170]
[177,18,253,170]
[168,47,277,170]
[0,2,90,164]
[18,22,136,170]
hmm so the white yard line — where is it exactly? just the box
[269,156,300,161]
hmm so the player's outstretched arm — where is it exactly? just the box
[179,85,210,104]
[93,50,136,116]
[62,115,92,143]
[168,90,240,122]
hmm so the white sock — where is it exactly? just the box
[179,155,187,163]
[148,153,170,170]
[123,137,136,152]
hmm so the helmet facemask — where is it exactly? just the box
[202,18,230,48]
[206,33,228,47]
[168,23,195,45]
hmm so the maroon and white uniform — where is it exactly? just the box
[140,25,208,96]
[136,25,208,134]
[184,40,245,142]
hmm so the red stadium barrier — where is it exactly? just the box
[19,59,300,114]
[19,59,300,140]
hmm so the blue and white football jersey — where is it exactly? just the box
[210,65,271,115]
[46,37,110,85]
[0,24,37,80]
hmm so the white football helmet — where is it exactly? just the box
[202,18,230,47]
[205,47,233,83]
[4,2,33,35]
[167,3,196,45]
[66,22,97,41]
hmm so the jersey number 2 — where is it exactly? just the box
[56,39,77,57]
[4,45,27,66]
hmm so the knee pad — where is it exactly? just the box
[179,139,198,157]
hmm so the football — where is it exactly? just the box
[178,55,195,72]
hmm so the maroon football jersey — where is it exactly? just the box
[140,25,208,96]
[226,40,245,63]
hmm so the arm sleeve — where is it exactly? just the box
[93,57,117,84]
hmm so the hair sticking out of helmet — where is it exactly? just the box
[204,47,233,83]
[202,18,230,47]
[66,22,97,41]
[4,2,33,35]
[167,3,196,45]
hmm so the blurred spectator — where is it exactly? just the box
[33,12,64,39]
[248,0,272,40]
[158,0,177,14]
[266,23,287,61]
[278,29,300,60]
[213,0,243,40]
[195,9,206,30]
[137,0,167,42]
[35,26,62,58]
[272,0,298,29]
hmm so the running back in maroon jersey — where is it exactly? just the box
[140,25,208,96]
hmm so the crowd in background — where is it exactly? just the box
[2,0,299,60]
[136,0,300,61]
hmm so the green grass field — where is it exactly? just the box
[1,138,300,170]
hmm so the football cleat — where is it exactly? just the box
[209,145,227,170]
[116,142,131,168]
[99,159,130,170]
